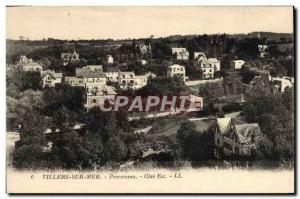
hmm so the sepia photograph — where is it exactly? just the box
[5,6,295,194]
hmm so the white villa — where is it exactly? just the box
[22,62,43,72]
[76,66,106,85]
[118,71,156,90]
[172,48,189,60]
[85,84,117,109]
[167,64,187,81]
[195,53,220,79]
[64,76,85,87]
[272,76,293,92]
[41,70,62,88]
[233,60,245,70]
[18,55,43,72]
[105,71,119,83]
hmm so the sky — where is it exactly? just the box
[6,6,294,40]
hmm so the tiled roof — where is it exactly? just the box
[234,123,262,144]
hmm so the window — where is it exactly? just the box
[92,99,97,104]
[123,75,125,78]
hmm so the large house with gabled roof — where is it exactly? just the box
[214,117,263,158]
[41,70,62,88]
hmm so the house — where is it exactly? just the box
[76,65,103,77]
[76,65,103,74]
[249,72,293,93]
[198,59,215,79]
[258,45,268,58]
[195,53,221,78]
[22,62,43,72]
[105,71,119,83]
[81,72,107,85]
[64,76,85,87]
[171,48,189,60]
[134,75,148,88]
[18,55,33,65]
[44,123,86,140]
[233,60,245,70]
[214,117,263,158]
[249,73,272,93]
[271,77,293,92]
[283,76,294,84]
[118,71,153,90]
[61,50,80,65]
[138,43,152,54]
[107,55,114,64]
[208,58,221,71]
[41,70,62,88]
[85,84,117,109]
[76,66,106,85]
[118,72,136,89]
[167,64,187,81]
[213,94,245,109]
[138,59,148,65]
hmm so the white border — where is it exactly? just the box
[1,1,299,198]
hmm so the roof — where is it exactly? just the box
[87,85,117,95]
[198,59,210,65]
[234,123,262,143]
[168,64,184,69]
[41,70,62,79]
[86,65,103,70]
[76,67,105,78]
[217,118,232,135]
[81,72,106,78]
[171,48,187,54]
[106,68,120,72]
[24,62,41,67]
[194,52,206,59]
[233,59,245,62]
[207,58,219,63]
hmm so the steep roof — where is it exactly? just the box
[216,118,232,135]
[234,123,262,144]
[41,70,62,79]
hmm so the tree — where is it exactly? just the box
[242,91,294,162]
[176,121,214,162]
[53,106,76,131]
[105,136,128,162]
[85,107,116,143]
[21,71,42,91]
[240,66,258,84]
[198,81,224,108]
[139,76,187,96]
[13,144,48,169]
